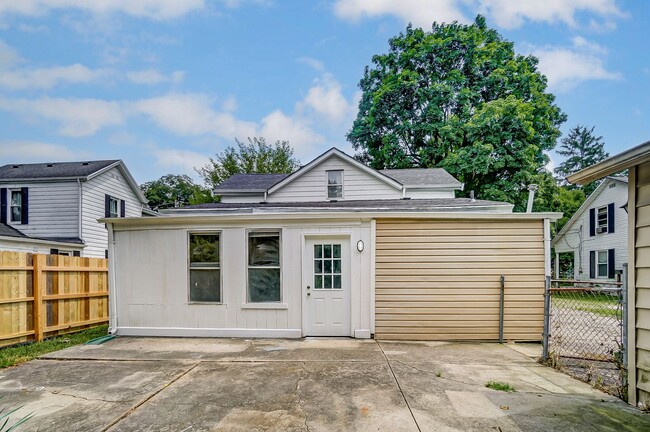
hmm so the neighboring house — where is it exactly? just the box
[103,148,560,342]
[567,139,649,408]
[552,176,628,282]
[0,160,147,257]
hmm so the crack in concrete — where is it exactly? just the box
[46,390,124,404]
[294,362,311,432]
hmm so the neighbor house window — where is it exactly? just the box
[188,233,221,303]
[109,197,119,218]
[327,170,343,199]
[10,190,22,222]
[597,250,608,278]
[248,231,281,302]
[597,206,608,233]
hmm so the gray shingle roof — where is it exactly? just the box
[0,223,83,244]
[214,173,290,191]
[176,198,510,212]
[0,223,28,238]
[0,160,119,180]
[379,168,461,187]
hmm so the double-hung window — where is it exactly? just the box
[327,170,343,199]
[596,206,608,233]
[188,233,221,303]
[109,197,119,218]
[247,231,281,302]
[10,190,22,222]
[597,250,608,278]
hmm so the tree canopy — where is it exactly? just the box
[197,137,300,190]
[554,125,609,196]
[347,16,566,210]
[140,174,213,209]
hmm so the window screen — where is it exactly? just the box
[189,233,221,303]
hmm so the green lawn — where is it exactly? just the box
[553,292,620,318]
[0,325,108,368]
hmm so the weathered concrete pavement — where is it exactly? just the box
[0,338,647,431]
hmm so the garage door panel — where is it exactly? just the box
[375,219,545,341]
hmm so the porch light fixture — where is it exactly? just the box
[357,240,364,252]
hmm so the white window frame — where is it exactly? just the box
[187,231,222,304]
[9,189,22,223]
[326,170,343,200]
[596,206,608,233]
[596,250,608,278]
[246,229,282,304]
[109,197,119,218]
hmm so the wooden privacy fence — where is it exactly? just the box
[0,251,108,347]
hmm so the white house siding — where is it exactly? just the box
[2,181,79,239]
[0,238,83,254]
[554,179,628,281]
[111,219,373,338]
[220,194,265,203]
[267,155,401,202]
[82,167,142,258]
[404,188,456,199]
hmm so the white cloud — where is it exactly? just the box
[0,41,21,68]
[531,36,621,92]
[0,96,125,137]
[0,141,87,161]
[153,147,210,176]
[0,64,111,90]
[333,0,624,29]
[298,73,355,124]
[126,69,185,85]
[221,96,238,112]
[333,0,468,28]
[0,0,206,20]
[297,57,325,72]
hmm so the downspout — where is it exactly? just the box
[401,187,406,198]
[77,179,82,242]
[107,222,119,334]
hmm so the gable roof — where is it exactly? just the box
[267,148,403,194]
[552,176,628,245]
[380,168,462,188]
[215,173,290,193]
[0,159,147,204]
[0,223,28,238]
[568,139,650,184]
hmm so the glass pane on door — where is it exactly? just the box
[313,243,342,290]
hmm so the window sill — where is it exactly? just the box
[241,303,288,310]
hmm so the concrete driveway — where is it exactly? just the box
[0,338,647,431]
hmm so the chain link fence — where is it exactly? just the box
[542,276,627,400]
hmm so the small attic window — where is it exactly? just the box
[82,162,90,166]
[327,170,343,199]
[46,164,54,167]
[12,165,19,168]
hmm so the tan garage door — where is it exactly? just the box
[375,219,545,341]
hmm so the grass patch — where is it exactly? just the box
[0,325,108,369]
[485,381,516,392]
[553,292,620,318]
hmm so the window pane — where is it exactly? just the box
[333,275,341,289]
[248,268,281,302]
[597,251,607,264]
[324,245,331,258]
[314,275,322,289]
[10,191,21,206]
[327,170,342,185]
[249,233,280,266]
[598,264,608,277]
[324,260,332,274]
[333,244,341,258]
[190,234,220,265]
[327,185,342,198]
[324,275,332,289]
[314,244,322,258]
[10,207,21,222]
[189,269,220,302]
[333,259,341,274]
[314,259,322,273]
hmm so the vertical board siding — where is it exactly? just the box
[82,167,143,258]
[267,155,401,202]
[374,219,545,341]
[635,162,650,404]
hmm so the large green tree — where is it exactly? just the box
[554,125,609,196]
[141,174,214,209]
[197,137,300,189]
[347,16,566,210]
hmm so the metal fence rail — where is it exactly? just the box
[542,277,627,399]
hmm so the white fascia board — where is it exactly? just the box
[267,148,403,194]
[567,140,650,185]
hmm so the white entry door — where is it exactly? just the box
[304,238,351,336]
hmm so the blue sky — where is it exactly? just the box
[0,0,647,184]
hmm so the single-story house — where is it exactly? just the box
[104,148,560,341]
[567,139,650,408]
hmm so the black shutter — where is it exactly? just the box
[120,200,125,217]
[105,249,109,259]
[50,248,59,255]
[589,251,596,279]
[608,203,615,234]
[20,187,28,225]
[589,208,596,236]
[608,249,615,279]
[73,251,81,257]
[105,194,111,218]
[0,188,6,224]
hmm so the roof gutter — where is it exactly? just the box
[567,140,650,185]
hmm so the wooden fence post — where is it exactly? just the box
[33,254,45,342]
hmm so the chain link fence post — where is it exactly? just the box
[499,275,505,344]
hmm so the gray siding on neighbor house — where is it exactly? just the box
[82,167,142,258]
[1,181,79,239]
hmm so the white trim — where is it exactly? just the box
[544,219,551,277]
[88,160,148,204]
[115,326,303,338]
[241,303,288,310]
[370,218,376,335]
[354,329,371,339]
[107,222,118,334]
[628,166,637,406]
[267,148,403,194]
[568,140,650,185]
